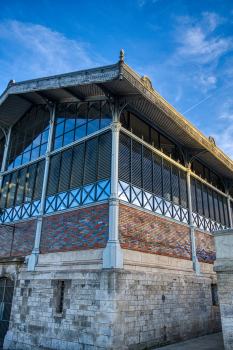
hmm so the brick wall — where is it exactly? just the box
[0,220,36,258]
[40,204,109,253]
[195,230,216,264]
[119,204,191,260]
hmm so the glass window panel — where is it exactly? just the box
[120,111,128,129]
[7,171,18,207]
[172,166,179,204]
[230,186,233,199]
[0,174,10,208]
[22,151,31,165]
[39,143,47,157]
[160,135,175,158]
[196,180,203,215]
[63,131,74,147]
[87,119,99,136]
[32,134,42,148]
[213,191,220,223]
[33,160,45,200]
[76,103,88,126]
[70,143,84,189]
[163,159,171,201]
[202,185,209,218]
[101,102,112,129]
[56,104,67,123]
[75,124,86,141]
[88,103,100,121]
[151,129,159,149]
[15,167,27,205]
[14,155,22,168]
[192,160,204,178]
[55,122,64,138]
[208,187,215,220]
[132,140,142,188]
[130,113,150,144]
[65,118,75,133]
[41,129,49,143]
[31,147,40,160]
[190,177,197,213]
[54,136,63,150]
[25,163,37,202]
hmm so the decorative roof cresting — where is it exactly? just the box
[141,76,153,90]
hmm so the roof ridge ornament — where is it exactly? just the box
[141,76,152,90]
[209,136,216,146]
[119,50,125,61]
[7,80,15,89]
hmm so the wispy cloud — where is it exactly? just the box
[175,12,232,64]
[0,20,108,93]
[138,0,158,8]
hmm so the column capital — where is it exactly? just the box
[110,122,121,133]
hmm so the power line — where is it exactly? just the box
[183,83,231,115]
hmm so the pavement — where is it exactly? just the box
[153,333,224,350]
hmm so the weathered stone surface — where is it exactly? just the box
[2,252,220,350]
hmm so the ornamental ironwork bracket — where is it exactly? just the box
[35,91,56,110]
[183,148,208,168]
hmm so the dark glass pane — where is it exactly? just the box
[119,133,131,183]
[2,303,12,321]
[160,135,175,158]
[132,140,142,188]
[47,154,60,196]
[202,184,209,218]
[15,167,27,205]
[83,138,97,185]
[25,163,37,202]
[196,180,203,215]
[120,111,128,129]
[192,160,204,179]
[180,170,187,208]
[6,279,14,287]
[70,143,84,189]
[218,195,225,224]
[163,159,171,201]
[7,171,18,207]
[75,124,86,141]
[0,287,3,301]
[130,113,150,144]
[87,119,99,136]
[88,103,100,121]
[33,160,45,200]
[100,102,112,129]
[97,132,111,181]
[4,287,14,303]
[32,134,42,148]
[56,104,67,123]
[153,153,162,197]
[190,177,197,213]
[172,165,179,204]
[204,166,210,182]
[223,197,229,227]
[14,155,22,168]
[58,149,72,193]
[208,187,215,220]
[151,129,159,149]
[0,175,10,209]
[143,147,153,192]
[76,103,88,126]
[213,191,220,223]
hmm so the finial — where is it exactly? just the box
[7,79,15,89]
[119,50,125,61]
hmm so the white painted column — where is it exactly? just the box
[28,104,56,271]
[186,169,201,276]
[103,121,123,268]
[0,126,12,190]
[226,191,232,228]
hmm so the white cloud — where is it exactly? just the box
[0,20,108,93]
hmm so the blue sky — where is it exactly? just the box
[0,0,233,158]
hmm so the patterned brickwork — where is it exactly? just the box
[119,204,191,260]
[0,220,36,257]
[40,204,109,253]
[195,229,216,264]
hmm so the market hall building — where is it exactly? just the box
[0,51,232,349]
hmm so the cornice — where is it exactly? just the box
[0,64,119,106]
[122,63,233,174]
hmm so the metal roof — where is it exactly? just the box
[0,59,233,181]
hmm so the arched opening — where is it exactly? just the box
[0,278,14,348]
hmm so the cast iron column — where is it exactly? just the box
[28,104,56,271]
[103,100,123,268]
[187,168,201,276]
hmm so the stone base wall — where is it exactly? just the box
[3,250,221,350]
